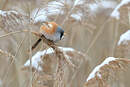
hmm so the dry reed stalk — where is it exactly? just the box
[0,10,32,87]
[0,49,14,62]
[85,0,130,55]
[14,34,28,87]
[86,17,110,54]
[110,19,119,56]
[1,0,8,9]
[0,28,39,87]
[128,7,130,25]
[2,34,28,87]
[53,57,65,87]
[84,57,130,87]
[0,48,19,87]
[0,30,41,40]
[28,23,33,87]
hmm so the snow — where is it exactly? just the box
[86,57,117,82]
[74,0,84,6]
[89,3,98,13]
[0,10,7,16]
[49,1,63,6]
[101,1,117,8]
[24,47,74,71]
[31,1,64,23]
[74,0,80,6]
[31,0,85,23]
[71,12,83,21]
[111,0,130,19]
[111,10,120,19]
[46,7,63,16]
[0,10,18,16]
[31,8,47,23]
[46,1,64,15]
[89,1,116,14]
[118,30,130,45]
[24,48,54,71]
[58,47,74,52]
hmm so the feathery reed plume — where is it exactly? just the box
[32,0,89,24]
[115,29,130,58]
[22,32,89,87]
[0,10,29,32]
[22,47,88,87]
[84,57,130,87]
[23,32,76,87]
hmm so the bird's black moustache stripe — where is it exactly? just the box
[60,31,64,40]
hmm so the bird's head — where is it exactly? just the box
[40,21,64,41]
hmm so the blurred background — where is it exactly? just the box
[0,0,130,87]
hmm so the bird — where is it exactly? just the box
[31,21,64,50]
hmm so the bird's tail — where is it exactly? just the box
[31,38,42,50]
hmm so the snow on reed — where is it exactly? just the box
[31,0,85,22]
[111,0,130,19]
[24,47,74,71]
[89,1,117,15]
[118,30,130,45]
[71,12,83,21]
[0,10,18,16]
[86,57,117,82]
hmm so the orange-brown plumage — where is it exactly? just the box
[40,22,58,35]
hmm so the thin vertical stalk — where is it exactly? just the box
[111,19,119,56]
[86,18,110,54]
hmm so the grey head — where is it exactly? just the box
[56,26,64,40]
